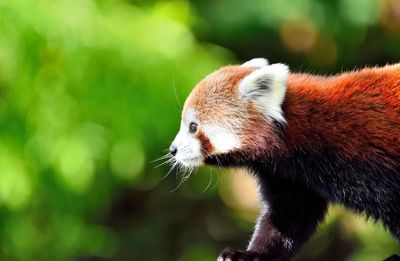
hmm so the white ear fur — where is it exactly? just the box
[241,58,269,68]
[238,63,289,123]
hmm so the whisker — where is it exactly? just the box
[150,154,172,163]
[200,148,224,170]
[182,167,193,182]
[210,170,220,190]
[215,155,223,170]
[172,77,182,110]
[154,157,174,168]
[202,169,213,193]
[171,173,187,192]
[199,148,223,190]
[161,161,177,180]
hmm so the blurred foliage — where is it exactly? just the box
[0,0,399,260]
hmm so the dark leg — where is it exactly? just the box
[218,176,328,261]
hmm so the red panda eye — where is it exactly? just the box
[189,122,198,133]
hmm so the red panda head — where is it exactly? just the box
[169,58,289,169]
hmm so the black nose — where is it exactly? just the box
[169,145,177,156]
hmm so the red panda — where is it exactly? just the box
[168,58,400,261]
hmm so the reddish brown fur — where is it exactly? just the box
[197,131,214,156]
[184,65,283,157]
[240,102,282,158]
[183,66,255,123]
[189,63,400,261]
[184,64,400,163]
[283,64,400,162]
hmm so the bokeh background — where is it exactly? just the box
[0,0,399,260]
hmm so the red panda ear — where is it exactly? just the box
[241,58,269,68]
[238,63,289,123]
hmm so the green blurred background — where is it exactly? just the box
[0,0,399,260]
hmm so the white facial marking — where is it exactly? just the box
[171,108,203,168]
[239,63,289,123]
[241,58,269,68]
[202,124,241,153]
[185,108,196,123]
[172,122,202,167]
